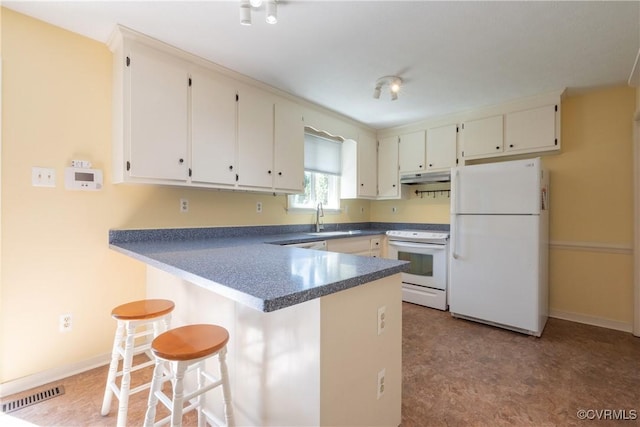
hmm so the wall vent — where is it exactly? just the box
[1,385,65,414]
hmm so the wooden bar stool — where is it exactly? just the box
[101,299,175,427]
[143,324,234,427]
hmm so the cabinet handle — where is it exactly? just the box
[268,170,272,175]
[429,163,433,167]
[278,172,282,176]
[392,184,396,187]
[179,158,184,164]
[360,183,364,186]
[419,165,423,168]
[229,165,233,171]
[509,144,514,148]
[495,146,500,150]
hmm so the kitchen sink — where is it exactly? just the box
[307,230,363,236]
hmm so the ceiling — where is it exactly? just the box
[4,1,639,130]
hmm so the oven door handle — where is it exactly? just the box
[388,241,446,251]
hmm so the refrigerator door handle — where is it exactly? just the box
[451,215,459,259]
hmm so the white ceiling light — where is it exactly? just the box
[240,0,278,25]
[373,76,403,101]
[240,0,252,25]
[266,0,278,24]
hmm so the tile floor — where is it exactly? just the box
[1,303,639,426]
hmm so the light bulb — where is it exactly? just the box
[390,82,400,93]
[266,0,277,24]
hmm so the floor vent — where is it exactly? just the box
[1,385,65,414]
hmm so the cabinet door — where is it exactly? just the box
[128,44,189,181]
[398,131,426,173]
[358,133,378,198]
[190,68,237,185]
[274,98,304,192]
[426,124,457,171]
[237,85,274,188]
[461,115,503,159]
[505,105,557,154]
[378,136,399,198]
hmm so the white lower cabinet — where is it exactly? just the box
[327,236,383,257]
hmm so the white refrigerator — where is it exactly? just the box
[449,158,549,336]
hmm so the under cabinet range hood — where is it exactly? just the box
[400,171,451,185]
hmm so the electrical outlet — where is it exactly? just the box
[377,305,386,335]
[59,314,72,332]
[180,198,189,213]
[391,206,397,213]
[32,167,56,188]
[256,202,263,213]
[377,368,386,399]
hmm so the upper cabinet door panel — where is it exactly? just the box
[461,115,503,159]
[505,105,557,154]
[128,44,189,181]
[190,68,237,185]
[378,136,399,198]
[358,133,378,198]
[274,98,304,192]
[237,85,274,188]
[426,124,457,170]
[398,131,426,173]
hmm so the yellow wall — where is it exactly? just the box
[0,9,369,383]
[543,87,635,324]
[370,183,450,224]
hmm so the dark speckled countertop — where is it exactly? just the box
[109,223,446,312]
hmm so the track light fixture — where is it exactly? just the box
[240,0,278,25]
[373,76,403,101]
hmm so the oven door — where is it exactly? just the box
[387,241,448,290]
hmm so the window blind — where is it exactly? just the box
[304,133,342,176]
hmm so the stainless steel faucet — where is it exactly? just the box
[316,202,324,232]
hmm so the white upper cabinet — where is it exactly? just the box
[274,98,304,192]
[341,132,378,199]
[398,131,426,173]
[127,43,189,181]
[237,84,275,189]
[426,124,457,171]
[460,114,504,160]
[190,67,238,186]
[378,136,400,198]
[504,105,558,154]
[357,133,378,198]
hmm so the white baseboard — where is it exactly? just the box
[0,353,111,398]
[549,309,633,333]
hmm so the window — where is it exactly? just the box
[288,131,342,210]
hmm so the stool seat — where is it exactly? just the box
[112,299,175,321]
[145,324,234,427]
[151,324,229,361]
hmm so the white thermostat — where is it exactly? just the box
[65,167,103,191]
